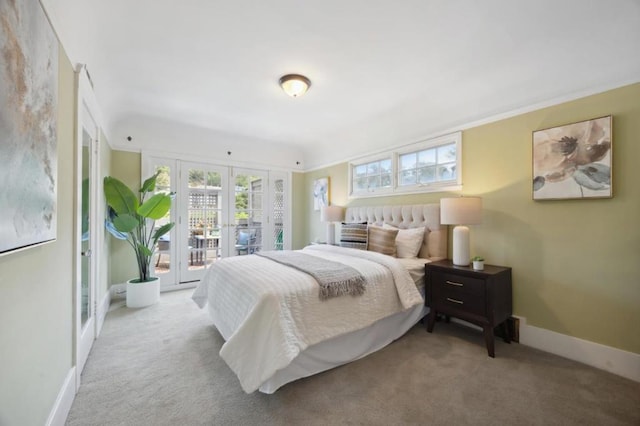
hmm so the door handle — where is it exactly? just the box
[82,250,92,257]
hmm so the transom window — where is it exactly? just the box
[349,132,462,198]
[398,142,457,186]
[352,158,392,192]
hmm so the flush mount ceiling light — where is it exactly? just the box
[279,74,311,97]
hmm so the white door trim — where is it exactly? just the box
[74,64,101,389]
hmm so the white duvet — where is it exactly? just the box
[192,244,423,393]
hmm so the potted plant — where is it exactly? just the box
[471,256,485,271]
[104,172,175,308]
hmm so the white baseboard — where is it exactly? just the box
[96,290,110,337]
[46,367,76,426]
[516,316,640,383]
[161,282,198,292]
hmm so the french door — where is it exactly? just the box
[143,156,290,287]
[179,162,230,283]
[75,66,100,387]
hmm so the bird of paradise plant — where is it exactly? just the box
[104,172,175,283]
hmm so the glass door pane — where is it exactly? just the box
[151,164,173,280]
[80,130,91,327]
[272,176,285,250]
[181,163,227,283]
[233,170,267,256]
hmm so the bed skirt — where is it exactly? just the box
[251,302,428,393]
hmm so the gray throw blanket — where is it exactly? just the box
[255,251,366,300]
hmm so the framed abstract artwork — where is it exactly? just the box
[0,0,58,255]
[313,177,329,211]
[532,115,612,200]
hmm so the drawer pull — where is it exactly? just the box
[446,297,464,305]
[446,280,464,287]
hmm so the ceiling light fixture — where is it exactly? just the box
[279,74,311,97]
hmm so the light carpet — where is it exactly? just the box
[66,289,640,425]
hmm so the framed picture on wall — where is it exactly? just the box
[532,115,612,200]
[0,0,59,256]
[313,177,329,211]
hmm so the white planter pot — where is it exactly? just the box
[472,261,484,271]
[126,276,160,308]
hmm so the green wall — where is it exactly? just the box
[108,150,142,284]
[0,46,75,426]
[298,83,640,354]
[291,172,308,250]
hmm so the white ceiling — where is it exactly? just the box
[43,0,640,169]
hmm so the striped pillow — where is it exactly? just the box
[382,224,425,258]
[367,226,399,256]
[340,222,368,250]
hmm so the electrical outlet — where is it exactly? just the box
[494,316,520,343]
[110,283,127,299]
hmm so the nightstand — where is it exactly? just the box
[425,260,512,357]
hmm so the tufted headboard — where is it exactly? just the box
[344,204,447,260]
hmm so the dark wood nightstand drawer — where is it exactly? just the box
[437,272,485,297]
[436,287,485,317]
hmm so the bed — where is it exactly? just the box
[192,204,447,393]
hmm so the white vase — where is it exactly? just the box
[126,276,160,308]
[472,260,484,271]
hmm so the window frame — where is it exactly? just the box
[348,132,462,199]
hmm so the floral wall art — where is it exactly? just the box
[532,116,612,200]
[0,0,58,255]
[313,177,329,211]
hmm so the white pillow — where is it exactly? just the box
[382,224,425,258]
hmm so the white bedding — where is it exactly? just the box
[397,257,431,288]
[192,244,423,393]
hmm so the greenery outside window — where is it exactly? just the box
[349,132,462,198]
[352,157,393,195]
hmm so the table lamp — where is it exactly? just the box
[440,197,482,266]
[321,205,345,245]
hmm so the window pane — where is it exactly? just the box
[438,163,456,180]
[418,166,436,183]
[188,169,205,188]
[418,149,436,166]
[399,170,416,186]
[204,192,218,209]
[437,143,456,163]
[355,177,367,191]
[207,171,221,188]
[380,173,392,187]
[354,164,367,177]
[399,153,416,171]
[155,165,171,193]
[380,159,392,174]
[367,175,380,189]
[274,193,284,209]
[367,161,380,175]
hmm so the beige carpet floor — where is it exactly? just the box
[66,289,640,426]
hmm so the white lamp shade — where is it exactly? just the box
[440,197,482,225]
[321,205,344,223]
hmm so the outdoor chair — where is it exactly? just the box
[235,229,256,255]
